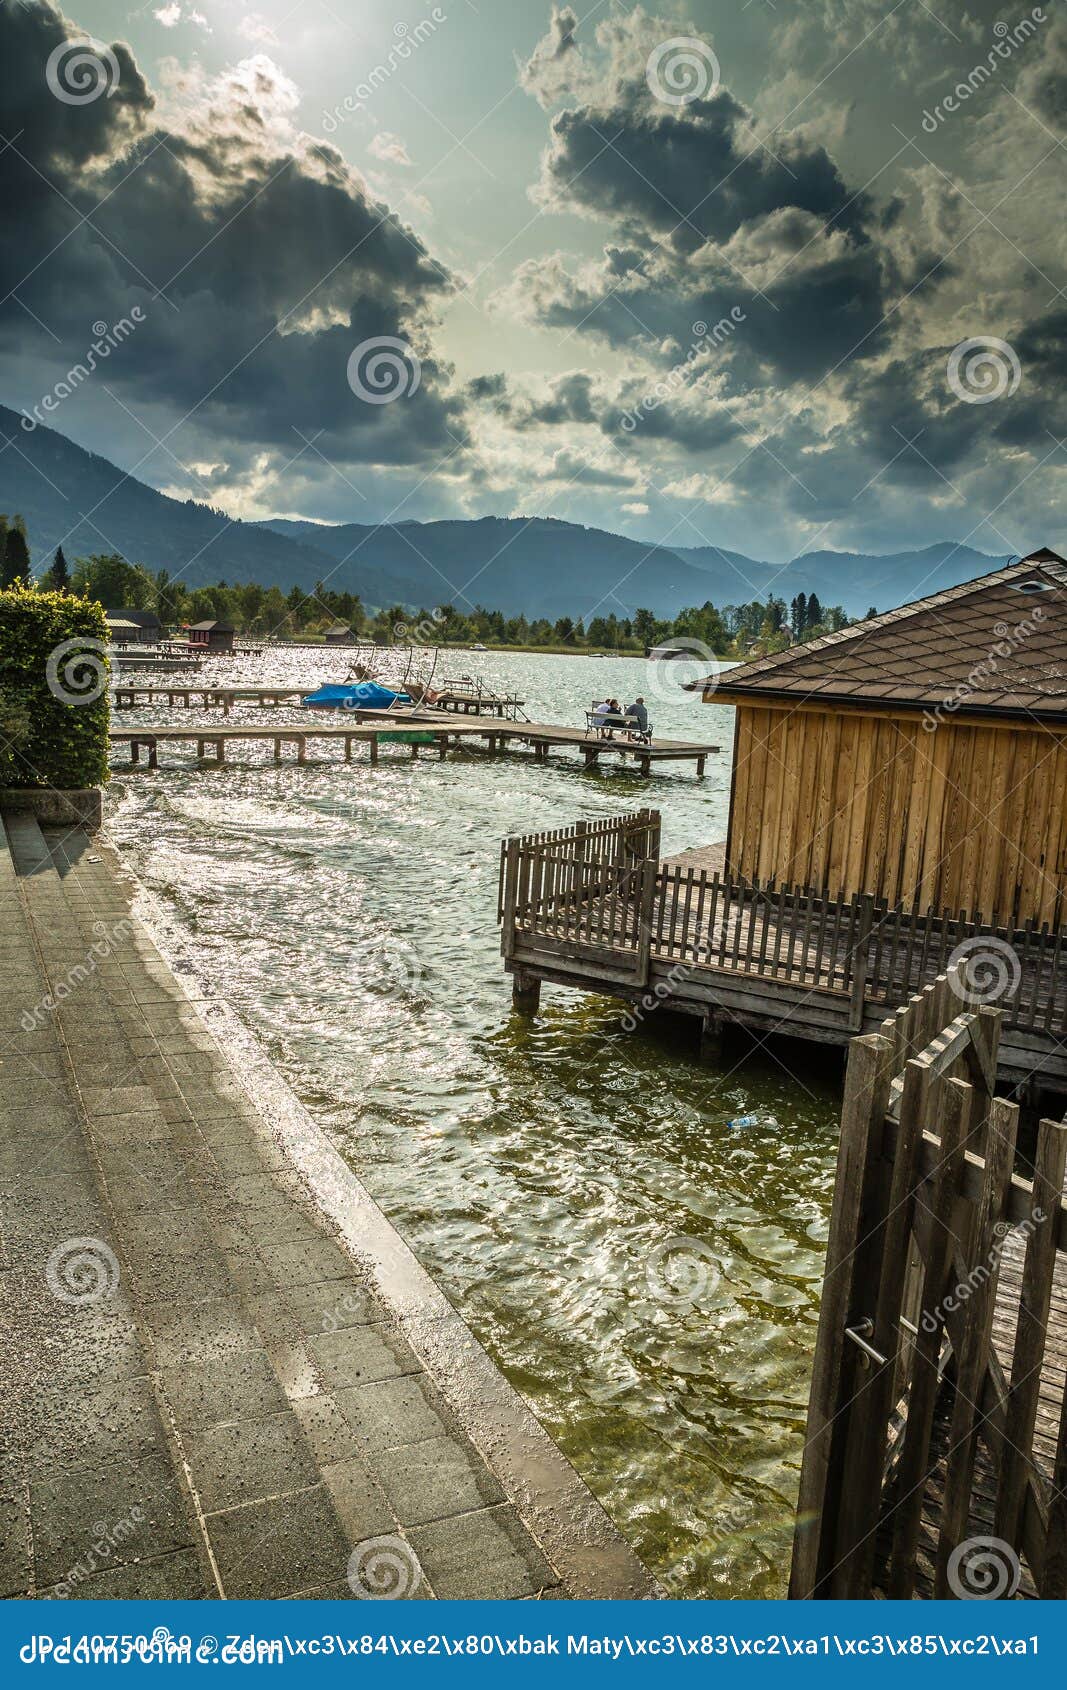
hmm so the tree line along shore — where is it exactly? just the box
[1,518,866,659]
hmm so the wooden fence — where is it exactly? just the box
[497,810,1067,1037]
[789,972,1067,1598]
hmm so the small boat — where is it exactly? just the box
[301,681,412,711]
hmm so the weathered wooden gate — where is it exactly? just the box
[790,966,1067,1598]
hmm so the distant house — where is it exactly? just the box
[324,624,355,645]
[185,619,235,654]
[696,546,1067,928]
[105,608,161,645]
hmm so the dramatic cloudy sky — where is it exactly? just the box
[1,0,1064,560]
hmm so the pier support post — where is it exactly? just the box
[696,756,706,778]
[297,736,307,764]
[638,755,651,777]
[215,739,226,765]
[700,1010,724,1064]
[369,735,378,765]
[273,737,281,762]
[583,745,599,769]
[512,968,542,1014]
[344,736,353,763]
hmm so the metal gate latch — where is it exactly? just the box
[844,1317,888,1368]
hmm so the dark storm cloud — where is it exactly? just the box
[538,88,871,254]
[511,7,899,399]
[1,1,465,466]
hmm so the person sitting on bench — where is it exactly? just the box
[626,697,649,737]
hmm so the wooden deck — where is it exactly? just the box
[109,722,721,777]
[499,810,1067,1092]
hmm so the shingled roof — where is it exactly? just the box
[702,548,1067,720]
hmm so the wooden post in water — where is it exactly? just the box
[512,967,541,1013]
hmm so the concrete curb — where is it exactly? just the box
[0,787,103,830]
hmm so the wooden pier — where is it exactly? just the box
[111,683,525,717]
[790,972,1067,1599]
[109,723,720,778]
[497,809,1067,1091]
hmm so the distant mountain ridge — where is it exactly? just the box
[0,404,1011,618]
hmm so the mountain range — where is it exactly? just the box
[1,404,1011,618]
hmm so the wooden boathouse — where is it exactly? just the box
[496,551,1067,1095]
[702,547,1067,928]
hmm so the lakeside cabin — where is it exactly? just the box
[700,547,1067,930]
[105,607,162,645]
[185,618,236,654]
[324,623,355,645]
[496,548,1067,1096]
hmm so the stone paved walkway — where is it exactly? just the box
[0,811,655,1601]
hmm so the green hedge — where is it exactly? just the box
[0,587,110,789]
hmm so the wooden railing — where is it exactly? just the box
[498,809,1067,1035]
[791,975,1067,1599]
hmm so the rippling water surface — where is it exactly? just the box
[107,647,841,1597]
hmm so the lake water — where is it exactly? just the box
[106,647,841,1598]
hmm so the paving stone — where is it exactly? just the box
[149,1296,262,1369]
[373,1435,506,1526]
[26,1375,166,1472]
[162,1348,287,1433]
[82,1086,159,1117]
[319,1456,394,1542]
[334,1374,454,1452]
[42,1549,211,1600]
[408,1505,557,1600]
[126,1247,236,1306]
[291,1394,363,1467]
[206,1485,351,1599]
[268,1236,356,1287]
[29,1453,195,1591]
[0,1459,31,1598]
[307,1325,422,1390]
[284,1281,383,1336]
[187,1411,321,1514]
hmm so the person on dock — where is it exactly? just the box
[626,697,649,738]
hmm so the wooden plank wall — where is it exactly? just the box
[727,703,1067,928]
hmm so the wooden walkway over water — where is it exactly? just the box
[109,722,720,778]
[498,810,1067,1091]
[111,684,525,717]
